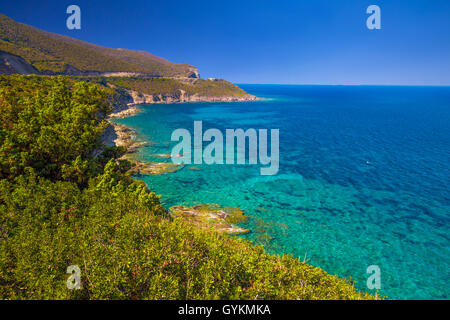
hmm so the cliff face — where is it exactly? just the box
[109,87,258,117]
[0,51,39,75]
[94,76,260,116]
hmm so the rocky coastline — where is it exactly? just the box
[103,93,255,235]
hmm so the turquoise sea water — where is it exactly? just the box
[115,85,450,299]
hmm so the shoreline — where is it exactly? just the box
[104,96,256,235]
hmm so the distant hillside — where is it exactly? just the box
[0,75,375,300]
[0,13,259,103]
[104,77,251,98]
[0,13,198,77]
[79,76,258,109]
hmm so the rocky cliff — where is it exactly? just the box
[0,51,39,75]
[108,87,259,118]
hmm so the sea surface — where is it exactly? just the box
[115,85,450,299]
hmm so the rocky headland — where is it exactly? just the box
[103,94,254,235]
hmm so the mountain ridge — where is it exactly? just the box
[0,13,259,106]
[0,13,199,78]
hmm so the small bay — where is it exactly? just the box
[115,84,450,299]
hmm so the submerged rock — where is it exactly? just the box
[130,160,184,175]
[170,204,250,235]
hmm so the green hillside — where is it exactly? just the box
[0,75,376,300]
[0,13,197,77]
[84,76,251,98]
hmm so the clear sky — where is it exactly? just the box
[1,0,449,85]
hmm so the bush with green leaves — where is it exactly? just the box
[0,75,376,300]
[0,161,374,299]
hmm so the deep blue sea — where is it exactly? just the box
[115,85,450,299]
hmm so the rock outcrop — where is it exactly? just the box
[0,51,39,75]
[109,88,259,114]
[170,204,250,235]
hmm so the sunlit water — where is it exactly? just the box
[115,85,450,299]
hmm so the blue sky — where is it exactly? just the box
[1,0,449,85]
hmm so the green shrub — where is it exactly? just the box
[0,75,375,300]
[0,75,110,182]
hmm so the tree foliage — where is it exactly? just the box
[0,75,375,300]
[0,75,110,183]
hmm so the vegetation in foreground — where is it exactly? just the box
[0,13,196,77]
[0,75,376,299]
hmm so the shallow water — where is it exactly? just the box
[115,84,450,299]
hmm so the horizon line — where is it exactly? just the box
[233,83,450,87]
